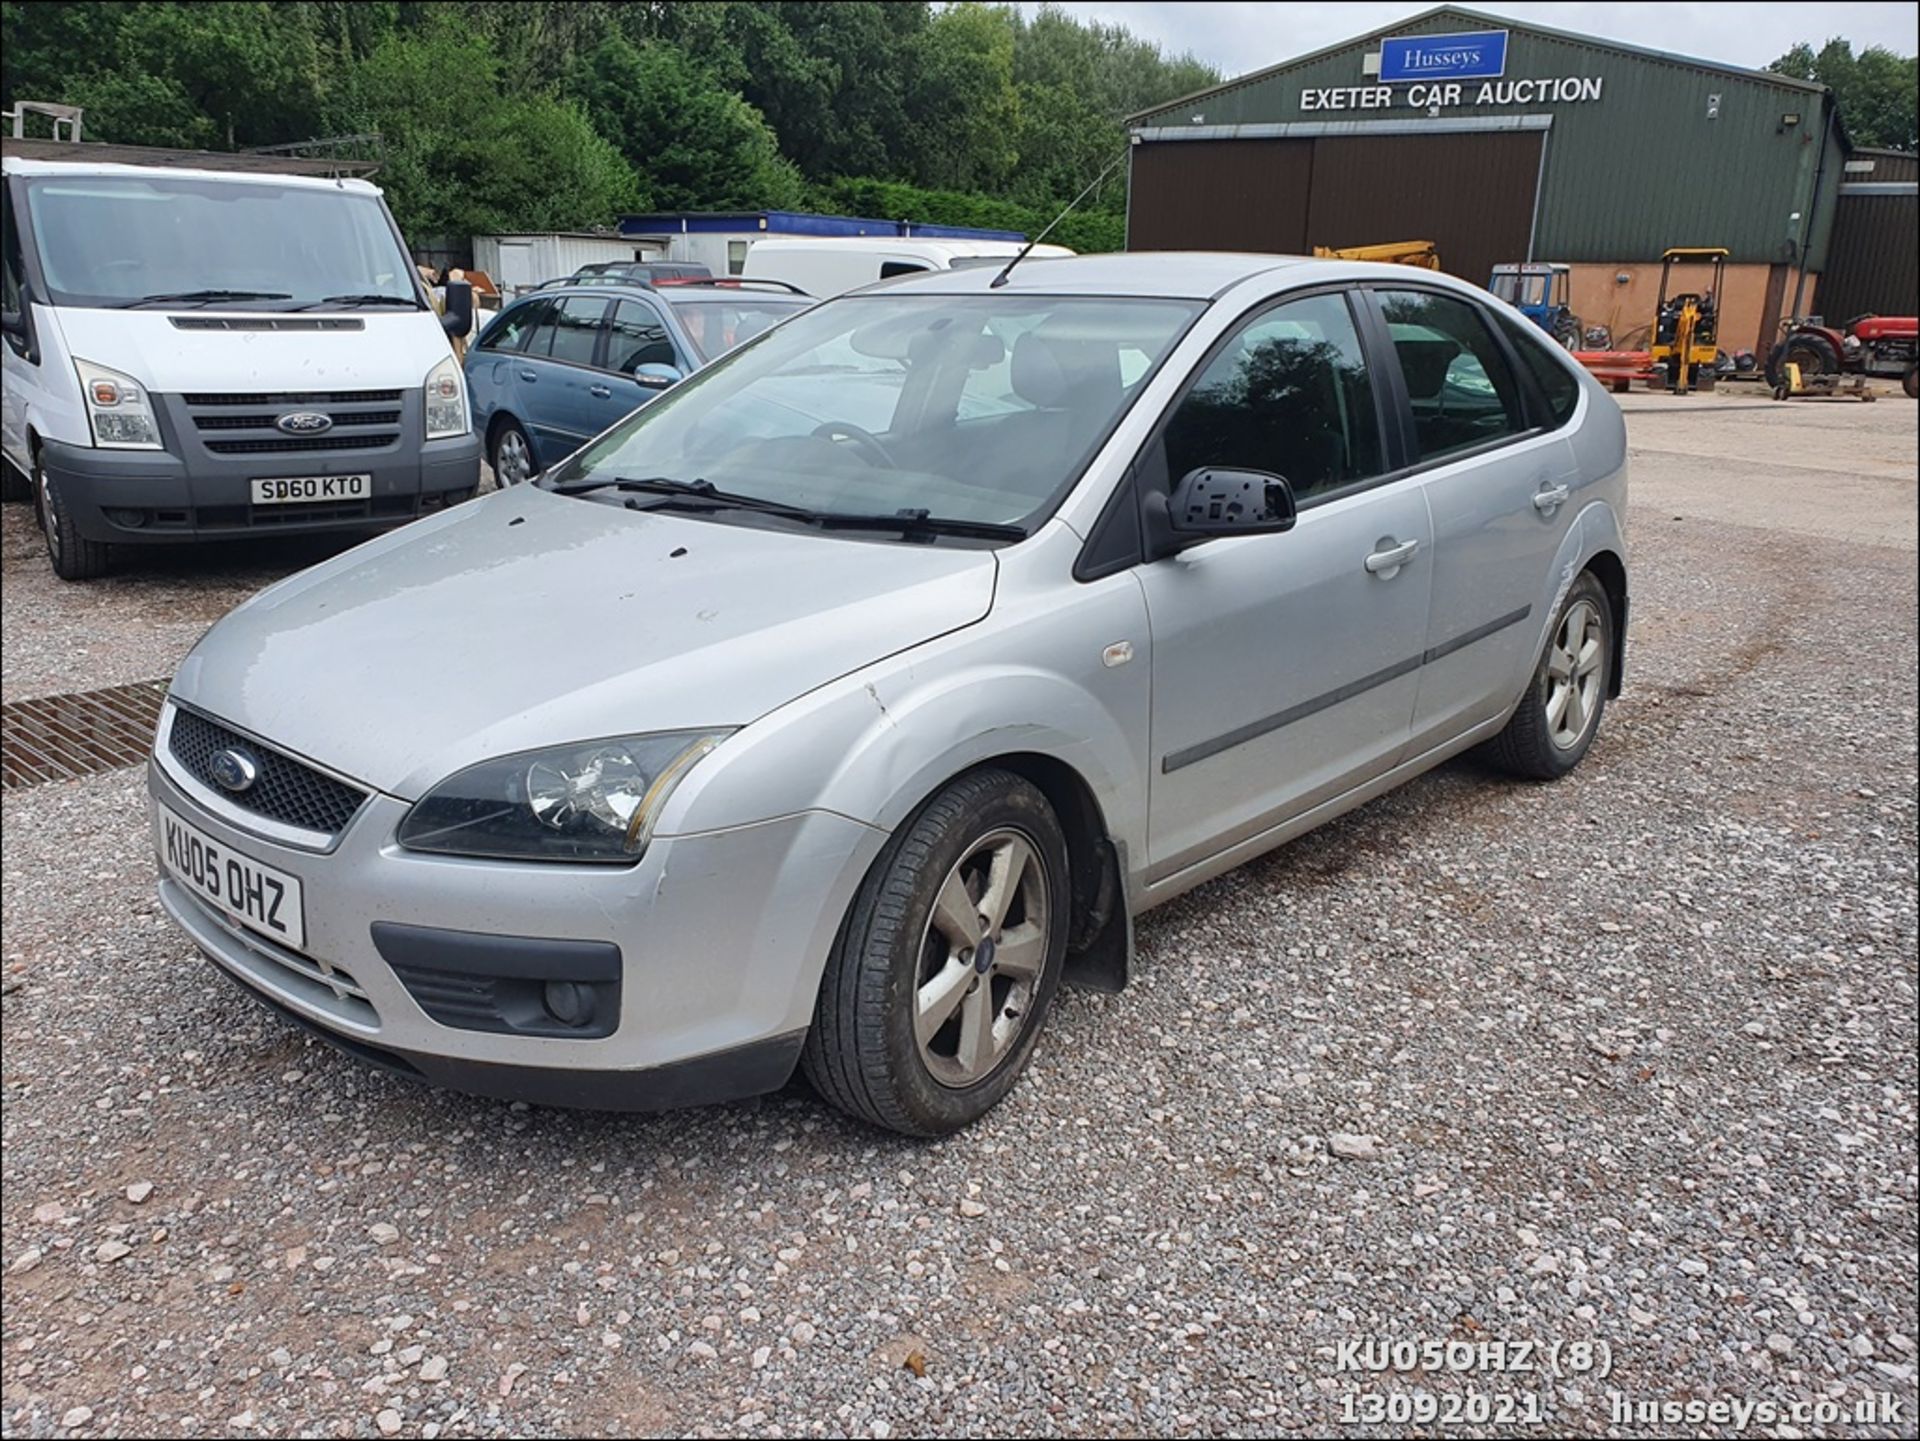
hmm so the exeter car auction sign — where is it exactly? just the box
[1299,30,1604,113]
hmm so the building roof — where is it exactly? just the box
[620,210,1026,243]
[1,136,380,177]
[1128,4,1828,125]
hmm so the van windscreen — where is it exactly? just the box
[22,175,421,311]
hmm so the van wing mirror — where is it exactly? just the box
[1167,468,1297,537]
[441,280,473,339]
[1,305,36,362]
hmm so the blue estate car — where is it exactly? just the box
[467,279,813,485]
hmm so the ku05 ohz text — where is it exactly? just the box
[1335,1338,1615,1377]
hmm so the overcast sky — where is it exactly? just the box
[1023,2,1919,78]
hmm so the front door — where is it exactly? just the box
[1137,290,1435,883]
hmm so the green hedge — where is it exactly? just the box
[812,177,1125,254]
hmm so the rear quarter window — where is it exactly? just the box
[1495,311,1582,428]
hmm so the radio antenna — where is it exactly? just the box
[990,147,1130,289]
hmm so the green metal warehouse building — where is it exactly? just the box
[1126,5,1917,355]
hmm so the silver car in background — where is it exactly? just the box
[149,253,1628,1136]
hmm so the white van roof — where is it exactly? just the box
[1,156,383,195]
[743,236,1074,261]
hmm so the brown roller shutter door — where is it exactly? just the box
[1130,130,1544,285]
[1129,139,1313,254]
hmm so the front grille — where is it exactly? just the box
[184,390,403,406]
[204,433,399,455]
[193,410,400,431]
[168,708,367,836]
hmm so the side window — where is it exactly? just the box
[607,300,678,373]
[727,240,749,276]
[880,261,931,279]
[477,298,547,353]
[531,295,606,366]
[1377,290,1527,461]
[1494,310,1581,427]
[1161,291,1384,504]
[2,186,21,310]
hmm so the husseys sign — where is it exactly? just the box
[1300,30,1605,112]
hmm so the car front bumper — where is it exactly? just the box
[147,747,885,1111]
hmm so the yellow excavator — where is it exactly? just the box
[1648,247,1727,393]
[1312,239,1443,271]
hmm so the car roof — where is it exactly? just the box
[867,251,1373,300]
[2,156,381,195]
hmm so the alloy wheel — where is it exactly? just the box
[494,428,532,486]
[1545,599,1605,750]
[913,827,1051,1088]
[38,466,59,556]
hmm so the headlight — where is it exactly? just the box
[397,731,732,863]
[424,353,468,440]
[74,359,163,449]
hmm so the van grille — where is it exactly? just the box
[204,433,399,455]
[183,390,403,406]
[193,410,401,431]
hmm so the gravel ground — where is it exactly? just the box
[2,399,1915,1438]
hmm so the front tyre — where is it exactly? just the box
[1481,571,1613,780]
[37,461,112,581]
[802,769,1069,1136]
[489,418,536,487]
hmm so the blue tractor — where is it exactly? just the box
[1489,262,1582,350]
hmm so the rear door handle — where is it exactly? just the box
[1533,483,1571,513]
[517,369,537,383]
[1364,538,1420,575]
[589,384,611,399]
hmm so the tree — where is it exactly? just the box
[567,35,806,211]
[1770,38,1918,152]
[904,2,1020,192]
[326,22,639,239]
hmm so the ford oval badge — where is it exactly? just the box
[209,747,260,793]
[276,411,333,435]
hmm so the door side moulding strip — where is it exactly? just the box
[1158,605,1531,775]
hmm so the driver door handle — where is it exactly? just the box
[1533,483,1571,513]
[1364,538,1420,575]
[589,384,611,398]
[517,369,537,383]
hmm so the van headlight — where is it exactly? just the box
[396,731,732,863]
[424,354,468,439]
[75,359,163,449]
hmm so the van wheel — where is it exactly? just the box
[1481,571,1612,779]
[489,419,535,487]
[37,462,113,581]
[802,769,1069,1136]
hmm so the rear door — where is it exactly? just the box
[1137,288,1434,884]
[467,297,547,440]
[1366,287,1583,752]
[518,294,614,466]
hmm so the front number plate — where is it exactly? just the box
[251,474,371,505]
[160,808,306,950]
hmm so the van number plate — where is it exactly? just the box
[251,474,371,505]
[159,807,306,950]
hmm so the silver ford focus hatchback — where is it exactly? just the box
[150,254,1627,1136]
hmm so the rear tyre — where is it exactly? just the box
[1480,571,1612,780]
[37,460,112,581]
[1765,332,1839,389]
[489,418,536,487]
[802,768,1069,1137]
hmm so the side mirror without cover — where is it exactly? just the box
[1168,467,1297,537]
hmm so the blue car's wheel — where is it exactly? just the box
[489,418,535,487]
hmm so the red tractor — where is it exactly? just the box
[1767,314,1919,398]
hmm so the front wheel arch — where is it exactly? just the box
[1581,549,1629,698]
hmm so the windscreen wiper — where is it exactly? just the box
[815,509,1027,542]
[119,289,293,308]
[549,475,819,522]
[286,293,423,310]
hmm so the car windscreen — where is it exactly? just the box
[552,292,1201,531]
[22,175,421,310]
[661,296,812,361]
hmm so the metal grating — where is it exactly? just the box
[2,680,169,789]
[167,707,367,835]
[184,389,402,406]
[204,433,398,455]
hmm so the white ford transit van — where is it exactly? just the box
[1,158,480,579]
[739,237,1075,299]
